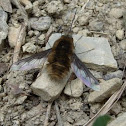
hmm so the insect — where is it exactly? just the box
[11,11,100,91]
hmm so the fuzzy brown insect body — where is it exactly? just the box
[47,35,74,81]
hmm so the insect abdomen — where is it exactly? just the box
[47,35,74,81]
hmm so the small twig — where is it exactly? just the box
[44,101,53,126]
[69,8,77,34]
[74,35,83,47]
[81,0,90,11]
[55,101,63,126]
[13,23,26,63]
[90,31,108,36]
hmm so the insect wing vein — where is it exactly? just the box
[10,49,51,71]
[71,53,100,91]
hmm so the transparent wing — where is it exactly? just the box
[71,53,100,91]
[11,49,51,71]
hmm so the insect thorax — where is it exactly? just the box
[46,35,74,81]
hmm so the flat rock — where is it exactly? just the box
[108,112,126,126]
[0,7,8,51]
[46,33,117,71]
[31,67,71,101]
[88,78,121,103]
[64,78,83,97]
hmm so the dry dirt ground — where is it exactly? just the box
[0,0,126,126]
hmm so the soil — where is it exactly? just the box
[0,0,126,126]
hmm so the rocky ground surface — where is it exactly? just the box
[0,0,126,126]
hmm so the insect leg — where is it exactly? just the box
[74,35,83,47]
[77,48,95,55]
[55,100,64,126]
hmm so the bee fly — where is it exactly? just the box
[11,10,100,91]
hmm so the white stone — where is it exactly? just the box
[116,30,124,40]
[31,68,71,101]
[28,30,34,37]
[109,8,124,19]
[22,42,38,53]
[46,33,117,71]
[32,1,40,17]
[110,102,122,115]
[30,16,51,31]
[88,78,121,103]
[90,103,101,113]
[120,39,126,51]
[89,20,104,31]
[38,34,45,41]
[64,79,83,97]
[47,1,63,14]
[72,27,80,33]
[63,0,70,4]
[108,112,126,126]
[8,25,25,47]
[78,16,89,26]
[19,0,32,10]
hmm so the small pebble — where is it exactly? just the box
[22,43,38,53]
[116,30,124,40]
[63,0,71,4]
[38,34,45,41]
[110,102,122,115]
[28,30,34,37]
[78,15,89,26]
[109,8,124,19]
[89,20,104,31]
[64,78,83,97]
[47,1,63,14]
[19,0,32,10]
[30,16,51,31]
[120,39,126,51]
[104,70,123,80]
